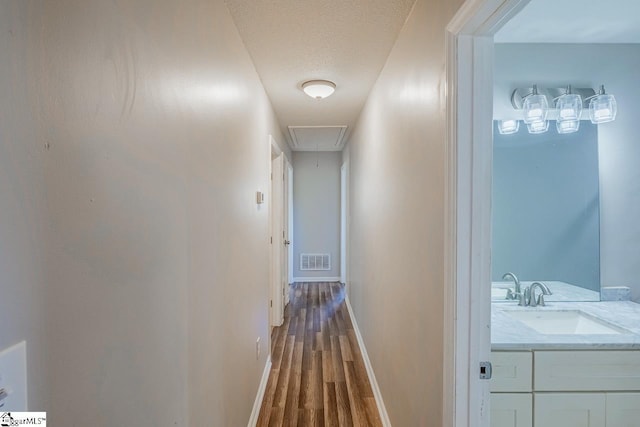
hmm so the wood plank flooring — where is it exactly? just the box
[257,282,382,427]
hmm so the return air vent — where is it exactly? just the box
[300,253,331,271]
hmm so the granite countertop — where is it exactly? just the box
[492,301,640,350]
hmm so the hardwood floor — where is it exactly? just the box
[257,282,382,427]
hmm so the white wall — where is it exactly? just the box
[0,0,288,425]
[494,43,640,302]
[292,151,341,280]
[345,0,464,424]
[0,2,49,410]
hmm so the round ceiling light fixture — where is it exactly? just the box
[301,80,336,99]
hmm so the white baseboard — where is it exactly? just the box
[344,296,392,426]
[292,276,341,283]
[247,355,271,427]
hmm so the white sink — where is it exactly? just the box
[505,310,628,335]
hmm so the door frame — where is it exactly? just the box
[286,162,295,298]
[340,162,349,288]
[285,159,293,305]
[268,135,288,327]
[443,0,530,426]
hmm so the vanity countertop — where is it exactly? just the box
[492,301,640,350]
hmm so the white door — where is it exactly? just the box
[270,153,284,326]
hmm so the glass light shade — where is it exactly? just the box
[498,119,520,135]
[527,120,549,134]
[523,94,549,124]
[589,94,617,124]
[302,80,336,99]
[556,93,583,121]
[556,119,580,134]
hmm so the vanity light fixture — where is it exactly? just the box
[508,84,617,135]
[556,119,580,134]
[301,80,336,99]
[588,85,617,124]
[498,119,520,135]
[527,119,549,134]
[521,85,549,125]
[555,86,582,134]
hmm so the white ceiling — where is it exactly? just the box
[224,0,416,151]
[495,0,640,43]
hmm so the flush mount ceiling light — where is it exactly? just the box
[301,80,336,99]
[588,85,617,124]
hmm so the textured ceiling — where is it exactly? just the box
[495,0,640,43]
[225,0,416,151]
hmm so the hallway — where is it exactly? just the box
[257,283,382,426]
[0,0,462,424]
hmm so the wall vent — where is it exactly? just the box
[300,253,331,271]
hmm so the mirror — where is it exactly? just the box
[491,120,600,302]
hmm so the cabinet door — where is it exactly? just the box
[606,393,640,427]
[491,393,532,427]
[491,352,533,392]
[534,351,640,391]
[534,393,605,427]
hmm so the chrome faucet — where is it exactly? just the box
[528,281,552,307]
[502,272,521,299]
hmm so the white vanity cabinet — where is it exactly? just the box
[490,351,533,427]
[534,393,605,427]
[491,393,532,427]
[491,350,640,427]
[534,393,640,427]
[606,393,640,427]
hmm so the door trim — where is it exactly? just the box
[340,162,349,288]
[269,135,285,327]
[443,1,530,426]
[286,162,293,304]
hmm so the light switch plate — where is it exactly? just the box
[0,341,27,410]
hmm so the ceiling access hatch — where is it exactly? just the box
[287,125,347,151]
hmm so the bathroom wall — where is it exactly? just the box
[345,0,465,424]
[492,121,600,291]
[292,151,342,280]
[1,0,287,425]
[494,43,640,302]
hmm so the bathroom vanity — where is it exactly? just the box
[491,301,640,427]
[489,101,640,426]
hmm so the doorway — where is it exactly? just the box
[444,1,531,426]
[269,135,292,328]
